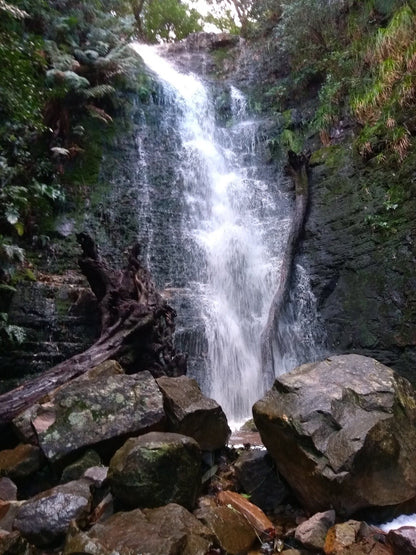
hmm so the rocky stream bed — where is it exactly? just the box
[1,353,416,554]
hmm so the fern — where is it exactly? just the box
[81,85,115,99]
[0,0,27,19]
[351,3,416,158]
[0,238,24,281]
[86,104,113,123]
[0,312,26,348]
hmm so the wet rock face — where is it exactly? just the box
[108,432,201,510]
[0,277,99,392]
[163,32,241,76]
[300,145,416,382]
[156,375,230,450]
[253,354,416,516]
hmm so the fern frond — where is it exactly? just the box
[86,104,113,123]
[0,0,27,19]
[82,85,115,99]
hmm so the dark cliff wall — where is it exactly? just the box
[297,142,416,383]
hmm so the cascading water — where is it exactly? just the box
[130,43,321,426]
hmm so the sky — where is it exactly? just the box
[189,0,211,16]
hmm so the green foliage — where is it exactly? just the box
[250,0,416,162]
[204,0,253,33]
[141,0,202,42]
[351,4,416,159]
[0,238,24,281]
[0,0,144,240]
[0,312,26,351]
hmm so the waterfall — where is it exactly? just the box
[130,43,322,426]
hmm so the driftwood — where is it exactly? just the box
[261,150,311,384]
[0,234,186,426]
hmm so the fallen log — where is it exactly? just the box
[0,234,186,426]
[260,150,311,384]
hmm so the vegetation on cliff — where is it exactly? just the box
[2,0,415,258]
[246,1,416,163]
[0,0,202,254]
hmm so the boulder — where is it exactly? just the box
[13,479,91,546]
[234,450,288,511]
[61,449,101,483]
[388,527,416,555]
[216,490,275,541]
[108,432,201,509]
[0,444,42,479]
[14,369,165,463]
[88,492,114,525]
[82,465,108,488]
[0,531,30,554]
[253,355,416,516]
[295,510,336,551]
[156,375,230,450]
[196,504,257,554]
[324,520,392,554]
[63,503,214,555]
[0,500,23,532]
[324,520,367,554]
[0,477,17,501]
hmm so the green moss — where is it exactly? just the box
[310,145,346,170]
[281,129,302,153]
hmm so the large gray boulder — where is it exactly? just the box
[14,363,165,462]
[108,432,201,509]
[253,354,416,516]
[63,504,214,555]
[156,375,230,450]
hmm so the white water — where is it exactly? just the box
[131,43,297,425]
[379,514,416,532]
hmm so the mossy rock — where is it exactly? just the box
[108,432,201,510]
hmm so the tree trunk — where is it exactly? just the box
[260,150,311,385]
[0,235,186,426]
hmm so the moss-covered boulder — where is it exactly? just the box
[14,364,165,463]
[108,432,201,510]
[253,354,416,516]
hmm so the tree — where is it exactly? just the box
[130,0,202,42]
[205,0,253,33]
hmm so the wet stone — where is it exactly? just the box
[13,479,92,547]
[0,477,17,501]
[108,432,201,510]
[0,444,42,479]
[18,370,165,463]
